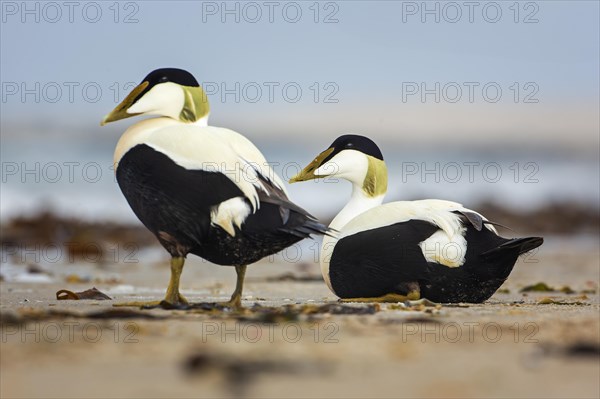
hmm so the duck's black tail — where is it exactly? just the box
[282,216,330,238]
[482,236,544,259]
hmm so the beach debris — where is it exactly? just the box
[1,212,157,247]
[56,287,112,300]
[1,212,157,266]
[521,282,577,294]
[65,274,92,283]
[0,308,159,322]
[564,342,600,358]
[240,303,381,323]
[388,299,442,312]
[0,311,22,326]
[380,316,440,325]
[536,297,589,305]
[581,281,598,294]
[136,300,381,320]
[84,308,162,319]
[156,302,383,322]
[264,272,323,282]
[496,288,510,294]
[539,342,600,360]
[537,297,560,304]
[559,285,575,294]
[0,307,164,325]
[26,264,52,275]
[182,350,331,397]
[184,352,296,376]
[521,282,554,292]
[473,201,600,235]
[301,303,380,314]
[443,303,470,308]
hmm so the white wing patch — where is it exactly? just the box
[419,229,467,268]
[210,197,251,237]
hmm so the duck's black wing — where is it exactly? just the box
[328,219,439,298]
[116,144,246,252]
[242,171,328,239]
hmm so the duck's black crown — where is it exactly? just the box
[325,134,384,162]
[141,68,200,88]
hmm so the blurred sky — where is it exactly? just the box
[1,0,599,151]
[0,1,599,221]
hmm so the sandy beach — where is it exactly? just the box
[1,233,598,399]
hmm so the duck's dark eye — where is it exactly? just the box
[346,143,354,148]
[159,76,169,83]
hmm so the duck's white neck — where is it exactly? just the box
[193,113,209,127]
[329,183,385,232]
[319,183,384,294]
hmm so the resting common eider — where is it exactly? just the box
[101,68,326,308]
[290,134,543,303]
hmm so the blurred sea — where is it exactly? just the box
[2,133,598,224]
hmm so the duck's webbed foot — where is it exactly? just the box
[114,255,189,309]
[218,264,247,310]
[116,263,249,311]
[114,292,189,309]
[339,292,417,303]
[178,265,247,310]
[339,282,421,303]
[113,300,164,308]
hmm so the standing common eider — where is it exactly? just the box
[101,68,327,308]
[290,135,543,303]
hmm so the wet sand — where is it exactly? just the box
[1,236,599,398]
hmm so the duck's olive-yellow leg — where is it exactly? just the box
[114,256,188,307]
[163,256,188,305]
[339,290,420,303]
[219,265,247,309]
